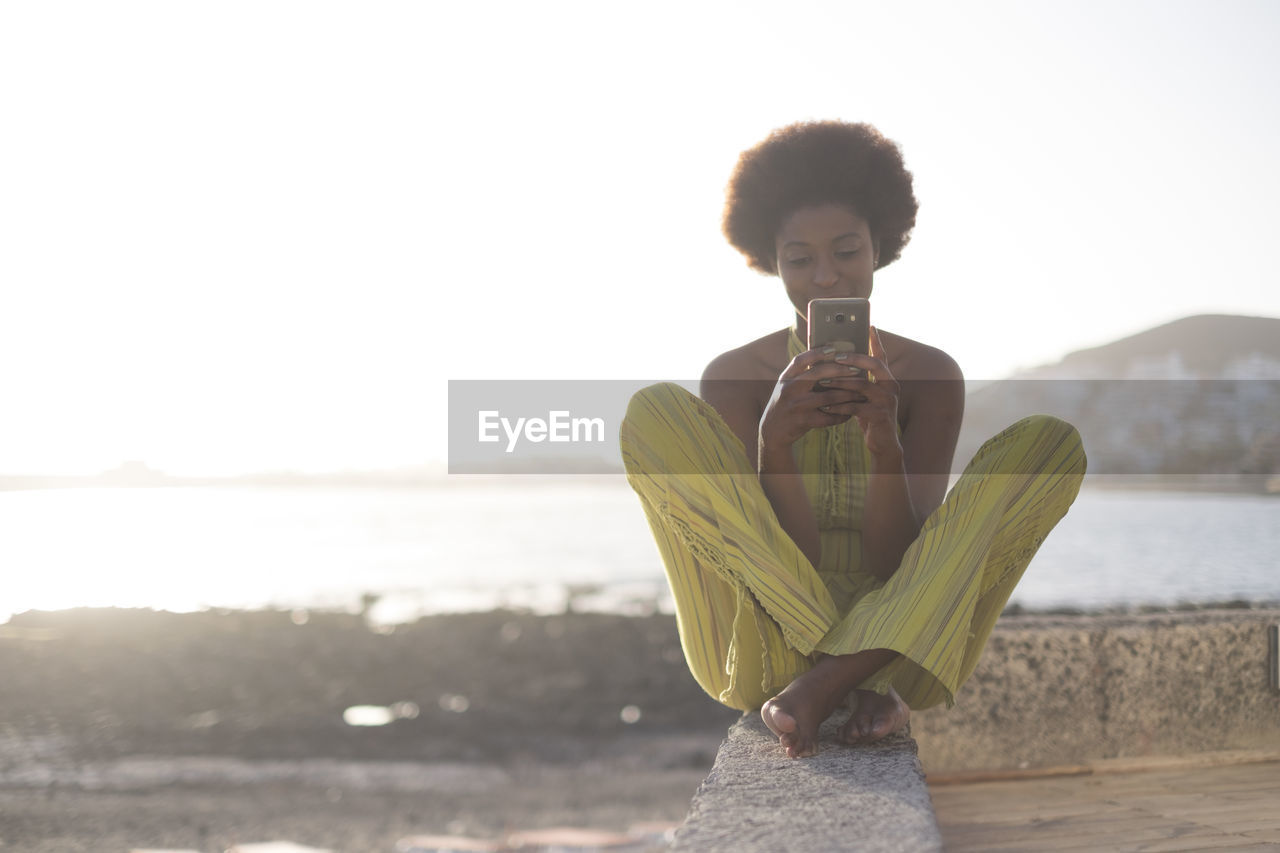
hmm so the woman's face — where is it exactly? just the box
[775,203,879,324]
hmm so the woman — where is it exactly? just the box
[619,121,1087,759]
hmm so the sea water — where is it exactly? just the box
[1,479,1276,623]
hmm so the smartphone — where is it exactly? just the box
[807,297,870,356]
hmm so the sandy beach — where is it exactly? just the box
[0,607,739,851]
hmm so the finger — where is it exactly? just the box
[780,366,870,400]
[821,389,877,408]
[812,374,878,393]
[811,378,887,408]
[831,351,879,371]
[819,391,894,422]
[789,339,879,377]
[814,390,871,408]
[841,380,896,406]
[809,391,863,410]
[816,399,868,417]
[817,403,865,420]
[778,387,860,415]
[803,359,876,381]
[835,353,895,387]
[809,382,869,402]
[811,405,855,425]
[802,379,864,401]
[779,347,843,381]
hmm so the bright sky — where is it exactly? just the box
[2,0,1277,476]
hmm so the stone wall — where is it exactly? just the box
[912,609,1280,773]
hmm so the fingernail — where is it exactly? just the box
[821,345,836,354]
[848,366,861,373]
[817,378,832,386]
[834,353,851,362]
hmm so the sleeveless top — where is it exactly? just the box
[785,328,880,610]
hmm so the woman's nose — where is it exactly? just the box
[813,255,839,287]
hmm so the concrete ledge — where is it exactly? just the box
[912,608,1280,773]
[673,712,942,852]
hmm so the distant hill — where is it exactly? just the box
[1014,314,1280,380]
[959,314,1280,490]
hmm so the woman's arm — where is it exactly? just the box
[850,333,965,580]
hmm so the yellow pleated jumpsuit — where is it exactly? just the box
[619,330,1087,712]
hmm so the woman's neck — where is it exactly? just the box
[790,313,808,349]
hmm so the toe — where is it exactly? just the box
[761,700,797,738]
[837,716,864,744]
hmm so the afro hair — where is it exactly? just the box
[722,121,918,275]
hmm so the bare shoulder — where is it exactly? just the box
[701,328,790,383]
[878,329,963,382]
[699,330,786,458]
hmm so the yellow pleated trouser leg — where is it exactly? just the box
[619,382,1086,713]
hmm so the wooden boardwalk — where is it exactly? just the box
[929,757,1280,852]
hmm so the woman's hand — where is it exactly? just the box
[829,326,904,461]
[758,346,862,458]
[759,326,902,461]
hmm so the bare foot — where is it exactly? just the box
[761,671,844,758]
[761,649,898,758]
[837,686,910,744]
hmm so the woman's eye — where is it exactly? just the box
[836,250,859,259]
[784,257,811,267]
